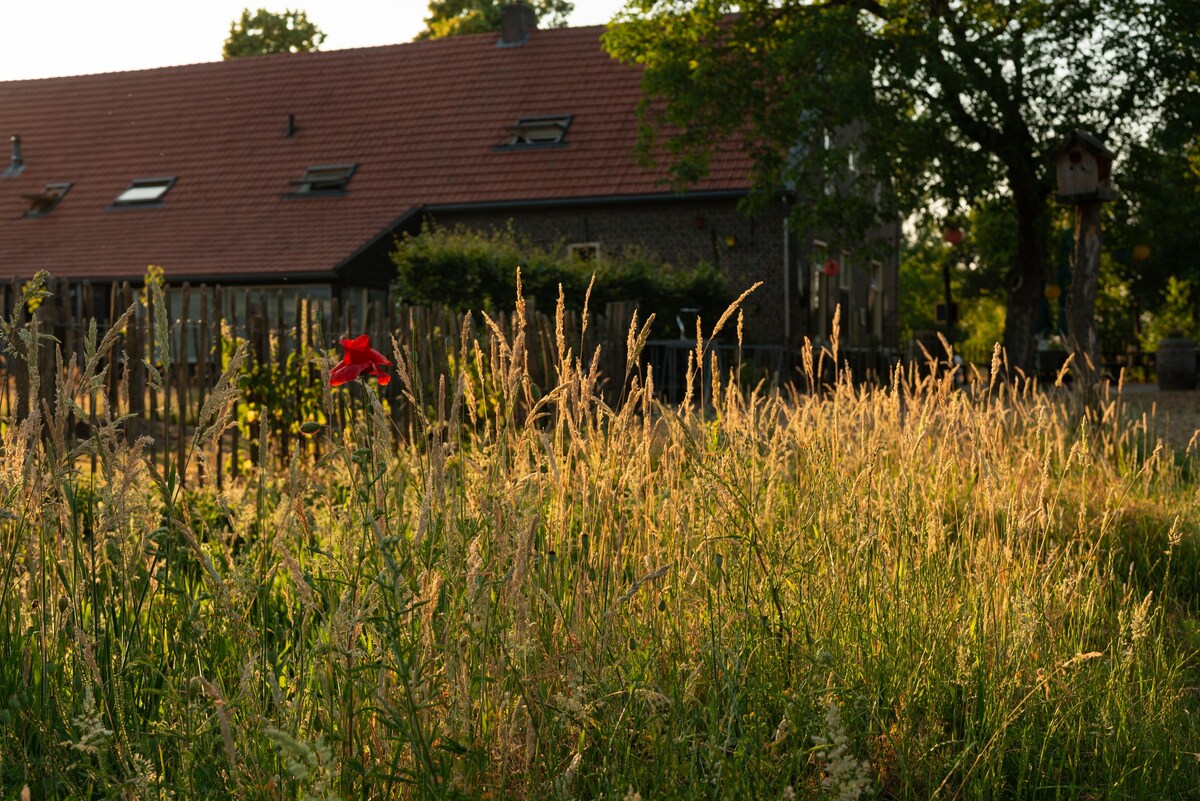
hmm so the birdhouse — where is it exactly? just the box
[1054,129,1117,204]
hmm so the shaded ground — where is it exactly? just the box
[1120,384,1200,452]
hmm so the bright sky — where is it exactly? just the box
[1,1,632,81]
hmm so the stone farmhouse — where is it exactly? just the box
[0,5,898,350]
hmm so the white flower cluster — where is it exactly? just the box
[812,700,874,801]
[66,685,113,755]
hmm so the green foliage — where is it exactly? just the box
[236,349,327,443]
[1094,252,1140,353]
[222,7,326,59]
[416,0,573,39]
[138,264,165,310]
[17,272,50,315]
[391,224,733,338]
[1141,276,1197,352]
[963,200,1022,302]
[897,237,947,342]
[3,291,1200,798]
[1110,134,1200,330]
[604,0,1200,369]
[958,295,1006,358]
[898,223,1006,355]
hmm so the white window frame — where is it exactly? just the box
[567,242,601,266]
[291,164,356,194]
[811,236,830,340]
[870,260,885,339]
[113,177,175,206]
[506,115,573,146]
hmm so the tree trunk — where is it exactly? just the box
[1002,173,1050,377]
[1066,200,1102,385]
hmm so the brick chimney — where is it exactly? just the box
[498,2,537,47]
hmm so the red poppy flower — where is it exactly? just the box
[331,335,391,387]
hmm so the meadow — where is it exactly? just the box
[1,283,1198,800]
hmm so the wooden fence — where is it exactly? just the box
[0,277,655,486]
[0,277,924,486]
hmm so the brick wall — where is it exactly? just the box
[422,196,899,349]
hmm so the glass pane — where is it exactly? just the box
[116,183,169,204]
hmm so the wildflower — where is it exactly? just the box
[65,685,113,755]
[553,752,582,796]
[330,335,391,387]
[813,700,874,801]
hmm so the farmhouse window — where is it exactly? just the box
[291,164,357,194]
[869,260,885,339]
[113,177,175,206]
[502,115,573,147]
[22,182,71,217]
[810,240,827,316]
[567,242,600,265]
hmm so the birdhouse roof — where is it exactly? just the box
[1053,129,1114,164]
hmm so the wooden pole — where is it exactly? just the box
[1066,199,1103,384]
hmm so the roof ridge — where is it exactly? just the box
[0,24,607,84]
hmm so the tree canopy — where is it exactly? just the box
[604,0,1200,371]
[1110,112,1200,338]
[417,0,574,40]
[222,7,326,59]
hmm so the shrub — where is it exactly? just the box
[1140,275,1197,351]
[391,223,732,338]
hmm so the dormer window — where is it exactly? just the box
[21,182,71,217]
[291,164,356,195]
[114,177,175,206]
[502,115,572,148]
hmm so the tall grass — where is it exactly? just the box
[1,278,1197,800]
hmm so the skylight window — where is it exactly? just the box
[21,182,71,217]
[503,115,573,147]
[291,164,356,195]
[114,178,175,206]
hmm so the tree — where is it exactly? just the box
[604,0,1200,373]
[416,0,573,40]
[223,8,326,59]
[1110,127,1200,347]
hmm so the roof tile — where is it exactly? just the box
[0,26,753,282]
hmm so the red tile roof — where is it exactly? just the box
[0,26,754,283]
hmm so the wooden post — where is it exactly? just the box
[196,285,210,484]
[35,280,60,422]
[10,279,29,420]
[175,283,190,480]
[1067,200,1103,382]
[1054,130,1117,388]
